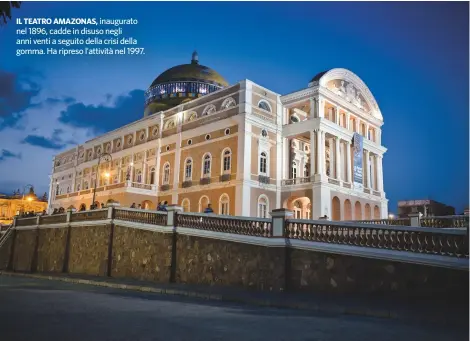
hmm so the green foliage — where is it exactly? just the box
[0,2,21,26]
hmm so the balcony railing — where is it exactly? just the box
[285,219,468,258]
[281,176,313,186]
[346,219,411,226]
[13,208,469,258]
[420,215,469,228]
[176,212,272,237]
[328,178,341,186]
[114,208,167,225]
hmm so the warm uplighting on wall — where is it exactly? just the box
[26,197,33,202]
[388,213,395,219]
[104,172,110,178]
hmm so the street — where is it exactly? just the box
[0,276,467,341]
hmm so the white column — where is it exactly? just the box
[377,155,384,192]
[346,112,350,130]
[309,131,315,178]
[155,141,161,188]
[318,96,324,118]
[118,158,123,182]
[366,123,370,140]
[130,154,135,182]
[142,161,147,184]
[335,106,340,125]
[235,116,252,216]
[309,98,315,119]
[328,137,333,177]
[315,130,323,175]
[355,119,360,133]
[345,141,351,183]
[335,137,341,180]
[365,150,371,188]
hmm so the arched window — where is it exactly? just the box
[221,97,236,110]
[258,100,271,112]
[149,167,155,184]
[257,195,269,218]
[185,158,192,180]
[202,154,211,177]
[306,203,312,220]
[186,111,197,122]
[292,161,297,179]
[136,170,142,183]
[84,181,89,190]
[290,115,299,123]
[163,163,170,184]
[259,152,267,174]
[202,104,216,116]
[219,194,229,215]
[77,183,81,191]
[181,198,190,212]
[199,195,210,213]
[222,149,231,174]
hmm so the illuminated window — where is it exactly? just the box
[185,158,192,180]
[219,194,229,215]
[163,163,170,184]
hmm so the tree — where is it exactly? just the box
[0,2,21,26]
[41,192,48,202]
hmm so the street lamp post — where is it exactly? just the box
[91,153,112,209]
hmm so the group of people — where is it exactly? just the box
[127,201,214,213]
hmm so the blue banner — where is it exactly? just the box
[352,133,363,188]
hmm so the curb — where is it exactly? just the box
[0,271,458,325]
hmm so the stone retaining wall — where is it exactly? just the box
[2,222,468,299]
[175,234,286,291]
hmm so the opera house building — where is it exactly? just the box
[48,52,388,220]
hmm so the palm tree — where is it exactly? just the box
[0,2,21,26]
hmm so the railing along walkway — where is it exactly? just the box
[285,219,468,258]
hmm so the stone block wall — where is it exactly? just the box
[68,225,111,276]
[0,233,13,270]
[289,249,469,298]
[37,227,67,273]
[111,225,173,282]
[12,230,37,272]
[0,221,467,300]
[176,235,286,291]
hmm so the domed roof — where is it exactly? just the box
[149,51,228,88]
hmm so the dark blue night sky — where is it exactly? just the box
[0,2,468,213]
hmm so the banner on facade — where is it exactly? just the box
[352,132,363,189]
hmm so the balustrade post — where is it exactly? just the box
[166,205,183,227]
[166,205,182,283]
[270,208,293,237]
[12,216,17,228]
[66,209,72,223]
[408,212,422,227]
[107,206,114,220]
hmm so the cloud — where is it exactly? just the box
[21,128,76,150]
[58,89,145,134]
[0,149,21,163]
[0,69,41,130]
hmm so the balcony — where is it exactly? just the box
[281,176,313,186]
[54,181,157,201]
[200,177,211,185]
[160,184,170,192]
[258,175,271,184]
[182,180,192,188]
[220,174,231,182]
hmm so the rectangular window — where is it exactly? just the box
[259,203,267,218]
[223,156,231,172]
[221,203,229,215]
[203,160,211,176]
[185,164,192,179]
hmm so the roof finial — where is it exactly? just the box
[191,50,199,65]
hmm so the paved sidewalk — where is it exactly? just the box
[0,271,467,327]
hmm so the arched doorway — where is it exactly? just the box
[332,196,341,221]
[355,201,362,220]
[374,205,380,219]
[365,203,371,220]
[141,200,153,210]
[344,199,352,220]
